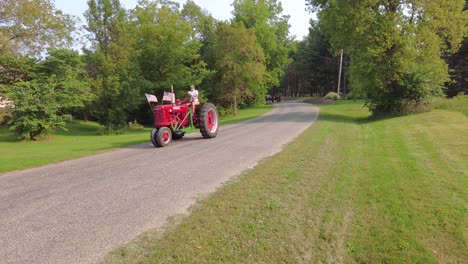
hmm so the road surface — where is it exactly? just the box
[0,101,319,264]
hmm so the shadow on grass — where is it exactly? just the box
[318,112,404,125]
[0,126,16,142]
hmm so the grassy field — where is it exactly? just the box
[105,100,467,263]
[432,95,468,116]
[0,104,273,173]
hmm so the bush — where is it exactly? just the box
[128,119,144,130]
[345,91,365,100]
[432,94,468,116]
[217,106,232,117]
[0,108,12,126]
[9,81,66,140]
[324,92,341,101]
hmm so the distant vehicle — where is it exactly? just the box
[265,94,281,103]
[274,95,282,102]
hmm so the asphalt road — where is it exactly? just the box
[0,101,319,264]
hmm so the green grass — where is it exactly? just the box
[432,95,468,116]
[0,122,152,173]
[0,104,273,173]
[219,104,274,125]
[105,100,467,264]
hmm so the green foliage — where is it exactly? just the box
[132,0,210,92]
[232,0,292,100]
[216,106,232,118]
[307,0,468,114]
[8,80,66,140]
[213,22,266,116]
[0,54,36,96]
[181,0,217,65]
[282,21,338,97]
[324,91,340,100]
[447,38,468,97]
[345,91,365,100]
[37,49,93,111]
[0,0,76,56]
[4,49,91,140]
[432,94,468,116]
[181,1,218,100]
[0,107,11,125]
[84,0,141,130]
[127,119,144,130]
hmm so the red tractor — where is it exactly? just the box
[148,95,219,147]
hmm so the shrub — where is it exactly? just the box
[432,94,468,116]
[217,106,232,117]
[9,81,66,140]
[345,91,365,100]
[324,92,341,101]
[0,108,12,126]
[128,119,144,130]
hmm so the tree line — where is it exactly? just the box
[1,0,467,140]
[283,0,467,113]
[0,0,292,140]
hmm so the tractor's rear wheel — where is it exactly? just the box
[199,103,219,138]
[154,127,172,147]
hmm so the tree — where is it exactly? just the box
[307,0,468,113]
[132,0,210,97]
[0,0,76,56]
[213,22,266,116]
[84,0,140,131]
[181,0,217,63]
[447,38,468,96]
[8,80,66,140]
[181,1,218,100]
[8,49,91,140]
[0,54,35,93]
[446,3,468,97]
[282,21,339,98]
[233,0,292,102]
[37,49,93,113]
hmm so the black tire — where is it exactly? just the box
[172,130,185,140]
[198,103,219,138]
[150,128,158,147]
[156,127,172,147]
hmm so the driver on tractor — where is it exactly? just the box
[188,84,199,114]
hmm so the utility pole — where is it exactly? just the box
[337,49,343,96]
[343,56,347,95]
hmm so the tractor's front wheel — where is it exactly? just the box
[151,127,172,147]
[150,128,158,147]
[199,103,219,138]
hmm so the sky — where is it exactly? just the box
[54,0,312,40]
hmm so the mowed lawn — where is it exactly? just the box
[0,104,273,173]
[105,100,467,264]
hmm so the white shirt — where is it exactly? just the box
[188,90,198,102]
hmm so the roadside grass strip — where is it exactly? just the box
[105,100,467,264]
[0,104,273,173]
